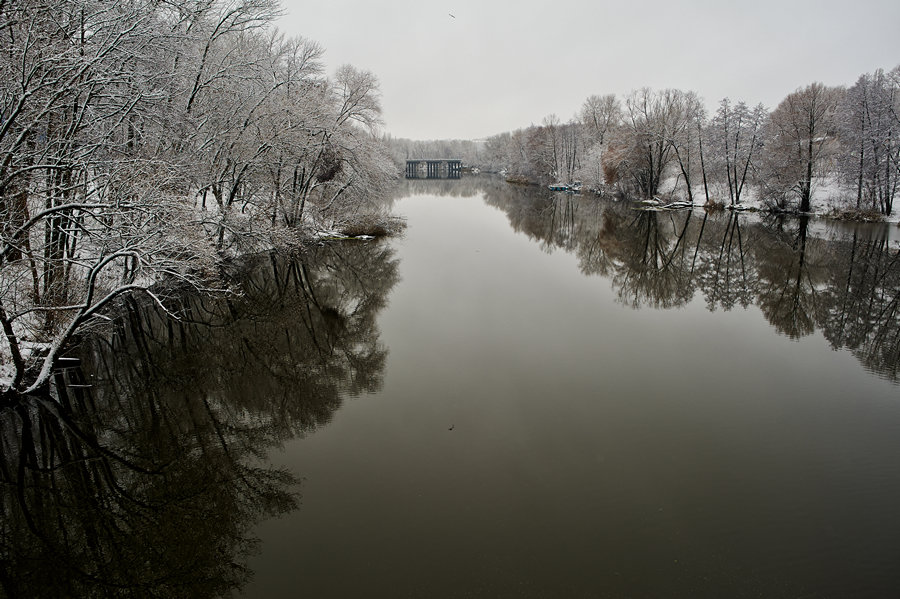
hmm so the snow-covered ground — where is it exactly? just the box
[657,173,900,223]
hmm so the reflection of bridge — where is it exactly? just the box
[405,159,462,179]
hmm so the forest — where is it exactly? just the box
[396,68,900,218]
[0,0,397,397]
[2,0,898,401]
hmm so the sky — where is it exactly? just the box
[277,0,900,140]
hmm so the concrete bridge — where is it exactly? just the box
[405,159,462,179]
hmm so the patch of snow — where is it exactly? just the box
[0,363,13,391]
[313,230,376,241]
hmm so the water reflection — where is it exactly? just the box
[396,175,490,199]
[463,177,899,380]
[0,242,399,598]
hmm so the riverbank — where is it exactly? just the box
[0,210,406,401]
[503,175,900,225]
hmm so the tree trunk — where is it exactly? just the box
[801,135,814,213]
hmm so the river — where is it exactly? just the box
[3,177,900,598]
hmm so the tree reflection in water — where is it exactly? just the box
[477,178,900,381]
[0,242,399,598]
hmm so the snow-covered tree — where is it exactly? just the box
[619,88,699,198]
[836,68,899,215]
[576,94,622,191]
[0,0,395,398]
[762,83,843,212]
[665,91,706,204]
[707,99,767,206]
[581,94,622,148]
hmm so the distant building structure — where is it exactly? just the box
[405,159,462,179]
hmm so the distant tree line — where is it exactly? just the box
[0,0,395,397]
[479,66,900,217]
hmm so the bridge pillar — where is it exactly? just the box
[406,159,463,180]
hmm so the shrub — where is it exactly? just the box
[704,199,726,212]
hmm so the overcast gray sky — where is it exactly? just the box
[278,0,900,140]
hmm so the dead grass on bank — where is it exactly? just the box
[704,199,726,212]
[828,207,885,223]
[336,213,408,238]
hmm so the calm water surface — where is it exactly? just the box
[246,180,900,598]
[3,178,900,598]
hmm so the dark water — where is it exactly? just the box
[3,178,900,598]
